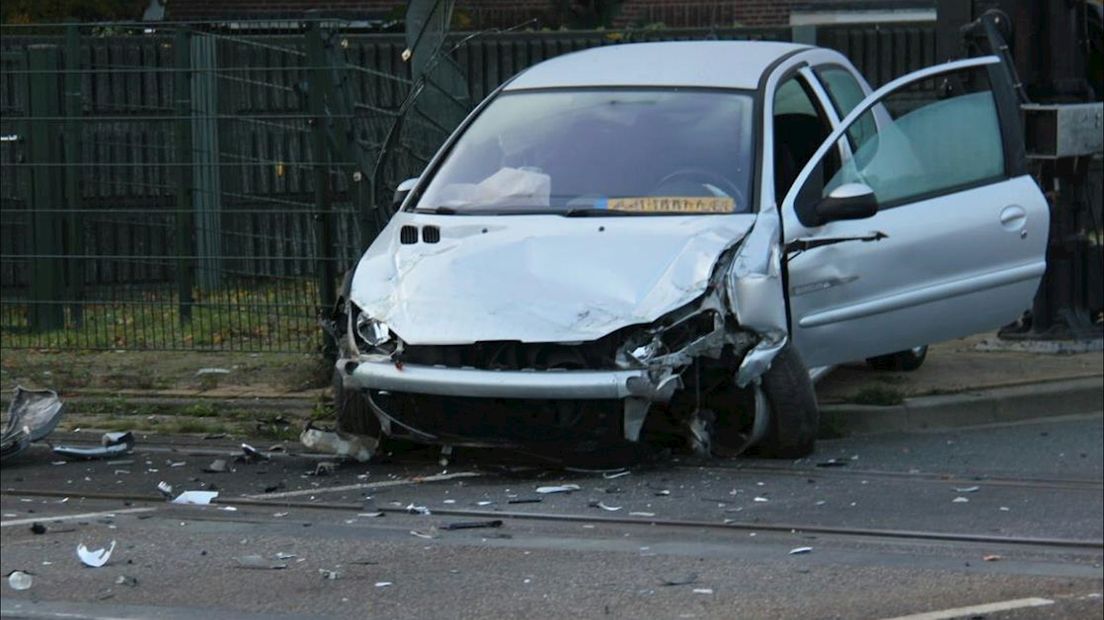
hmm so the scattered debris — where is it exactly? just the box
[983,554,1002,562]
[157,481,174,498]
[789,547,813,555]
[239,443,270,462]
[77,541,116,568]
[653,489,671,497]
[357,512,384,518]
[114,575,138,587]
[7,571,33,591]
[629,511,656,517]
[319,569,342,580]
[1,387,64,462]
[952,497,970,503]
[53,431,135,461]
[263,482,286,494]
[507,497,542,504]
[311,461,336,477]
[693,588,714,595]
[660,573,698,586]
[276,552,297,560]
[536,484,581,494]
[410,528,439,539]
[602,470,631,479]
[816,459,848,468]
[374,581,393,588]
[476,501,494,506]
[299,423,376,463]
[405,503,431,516]
[753,496,769,503]
[30,522,46,535]
[196,367,231,376]
[172,491,218,505]
[203,459,229,474]
[954,486,980,493]
[234,555,288,570]
[590,501,622,512]
[440,520,503,531]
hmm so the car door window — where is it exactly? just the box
[772,75,837,204]
[814,66,876,151]
[804,65,1005,210]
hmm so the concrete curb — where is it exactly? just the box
[819,376,1103,436]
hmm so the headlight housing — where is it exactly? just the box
[355,312,392,348]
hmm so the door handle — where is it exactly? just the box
[999,205,1027,231]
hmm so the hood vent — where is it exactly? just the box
[399,225,419,244]
[422,226,441,243]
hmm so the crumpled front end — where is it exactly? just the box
[332,212,791,453]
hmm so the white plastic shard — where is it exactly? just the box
[77,540,116,568]
[536,484,581,494]
[299,425,376,463]
[172,491,218,505]
[8,571,33,590]
[788,547,813,555]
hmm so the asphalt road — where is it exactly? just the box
[2,413,1101,619]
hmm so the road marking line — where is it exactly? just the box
[243,471,483,500]
[881,597,1054,620]
[1,507,156,528]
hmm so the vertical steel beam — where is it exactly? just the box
[64,25,84,326]
[306,23,337,333]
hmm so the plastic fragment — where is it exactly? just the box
[77,540,116,568]
[507,497,542,504]
[410,529,439,539]
[1,386,64,462]
[405,504,431,516]
[299,423,375,463]
[357,512,384,518]
[7,571,33,591]
[983,554,1002,562]
[203,459,229,473]
[172,491,218,505]
[789,547,813,555]
[375,581,393,587]
[693,588,714,595]
[311,461,336,477]
[602,470,631,479]
[952,497,969,503]
[629,512,656,517]
[234,555,288,570]
[954,486,980,493]
[157,481,174,498]
[753,496,769,503]
[536,484,581,494]
[590,501,621,512]
[115,575,138,587]
[319,569,342,580]
[30,522,46,535]
[240,443,270,462]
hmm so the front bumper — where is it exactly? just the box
[339,358,674,401]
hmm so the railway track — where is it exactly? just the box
[4,486,1102,552]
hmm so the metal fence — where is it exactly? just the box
[0,20,937,352]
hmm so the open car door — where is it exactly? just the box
[779,56,1048,369]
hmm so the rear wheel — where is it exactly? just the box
[755,344,819,459]
[866,345,928,372]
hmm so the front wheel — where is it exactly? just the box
[755,344,820,459]
[866,345,928,372]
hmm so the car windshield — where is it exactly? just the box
[411,89,755,215]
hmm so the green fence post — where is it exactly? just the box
[306,23,337,331]
[26,45,66,333]
[64,25,84,327]
[174,31,195,323]
[190,33,222,290]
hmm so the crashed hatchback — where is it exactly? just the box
[330,41,1048,459]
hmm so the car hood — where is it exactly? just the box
[349,212,756,345]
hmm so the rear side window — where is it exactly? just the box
[815,67,876,150]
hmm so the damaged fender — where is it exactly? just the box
[726,214,789,388]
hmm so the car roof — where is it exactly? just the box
[503,41,811,92]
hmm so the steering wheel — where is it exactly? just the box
[652,169,745,208]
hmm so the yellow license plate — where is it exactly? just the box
[604,196,735,213]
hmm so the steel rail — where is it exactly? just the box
[3,487,1102,551]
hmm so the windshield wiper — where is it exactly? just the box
[561,208,635,217]
[413,206,459,215]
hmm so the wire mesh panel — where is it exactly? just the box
[0,20,936,353]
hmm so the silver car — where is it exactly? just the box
[329,41,1048,460]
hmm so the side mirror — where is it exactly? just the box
[814,183,878,224]
[392,177,419,209]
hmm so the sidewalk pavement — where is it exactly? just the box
[3,333,1101,437]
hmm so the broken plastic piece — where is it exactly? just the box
[410,529,439,539]
[203,459,228,473]
[172,491,218,505]
[1,386,64,462]
[590,501,622,512]
[311,461,336,477]
[954,486,980,493]
[77,540,116,568]
[375,581,393,587]
[602,470,631,479]
[536,484,580,494]
[7,571,33,590]
[982,554,1002,562]
[157,481,174,498]
[693,588,714,595]
[299,423,376,463]
[319,569,342,580]
[240,443,270,462]
[788,547,813,555]
[114,575,138,587]
[440,520,503,531]
[405,503,431,515]
[952,496,969,503]
[234,555,287,570]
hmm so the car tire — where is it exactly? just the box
[332,369,382,438]
[866,345,928,372]
[755,343,819,459]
